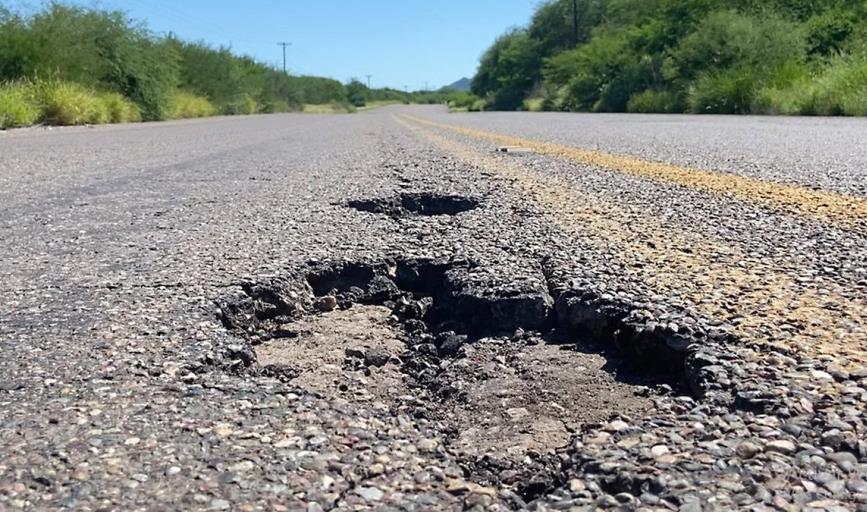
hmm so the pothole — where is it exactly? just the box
[217,257,729,501]
[347,192,479,217]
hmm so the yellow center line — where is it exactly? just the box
[401,113,867,230]
[394,114,867,370]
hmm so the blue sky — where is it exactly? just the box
[52,0,539,90]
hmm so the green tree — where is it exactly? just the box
[528,0,604,54]
[472,29,542,110]
[345,79,368,107]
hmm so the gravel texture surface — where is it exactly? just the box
[422,110,867,196]
[1,106,865,511]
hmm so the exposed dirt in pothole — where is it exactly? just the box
[347,192,479,217]
[255,305,407,403]
[254,296,652,460]
[441,337,651,459]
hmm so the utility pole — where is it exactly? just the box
[365,75,372,89]
[572,0,579,46]
[277,42,291,74]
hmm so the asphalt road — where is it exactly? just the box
[1,106,865,511]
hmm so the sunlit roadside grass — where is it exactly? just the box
[356,100,403,112]
[0,81,40,128]
[166,91,217,119]
[0,79,142,128]
[302,102,356,114]
[39,81,111,125]
[756,54,867,116]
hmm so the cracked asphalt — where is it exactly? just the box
[1,106,866,511]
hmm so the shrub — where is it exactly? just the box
[688,68,757,114]
[260,100,292,113]
[754,85,806,115]
[221,93,258,115]
[756,53,867,115]
[446,91,480,111]
[627,89,682,113]
[2,4,179,121]
[166,91,217,119]
[807,54,867,116]
[669,11,806,82]
[469,99,488,112]
[99,92,141,123]
[0,81,40,128]
[544,29,636,111]
[522,97,545,111]
[38,81,109,125]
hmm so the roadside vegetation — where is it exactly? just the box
[0,2,426,129]
[469,0,867,115]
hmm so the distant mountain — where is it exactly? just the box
[442,77,471,92]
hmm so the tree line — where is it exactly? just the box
[0,2,415,127]
[471,0,867,115]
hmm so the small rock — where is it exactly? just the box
[321,475,335,490]
[364,348,391,367]
[847,480,867,493]
[354,486,383,501]
[230,460,255,472]
[615,492,636,504]
[506,407,529,420]
[821,430,843,449]
[209,499,231,510]
[823,479,846,494]
[765,440,796,455]
[569,479,586,493]
[651,445,670,457]
[418,438,438,453]
[602,420,629,433]
[213,424,233,438]
[438,333,466,357]
[811,370,834,381]
[315,296,337,312]
[827,451,858,471]
[345,347,365,359]
[273,324,299,339]
[736,441,762,459]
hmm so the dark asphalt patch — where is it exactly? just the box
[347,192,479,218]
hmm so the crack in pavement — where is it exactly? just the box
[396,114,867,370]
